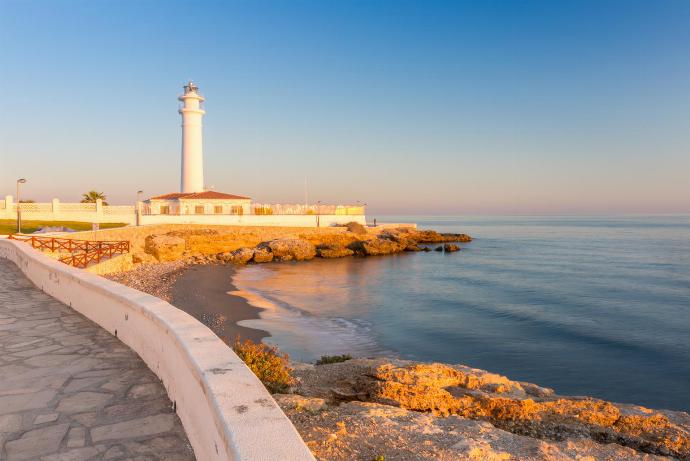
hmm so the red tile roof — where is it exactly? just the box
[150,191,251,200]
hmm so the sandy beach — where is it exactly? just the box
[170,264,269,344]
[106,262,270,344]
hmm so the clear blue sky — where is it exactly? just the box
[1,0,689,214]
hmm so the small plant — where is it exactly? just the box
[81,190,109,205]
[372,456,385,461]
[345,221,367,235]
[316,354,353,365]
[232,337,294,393]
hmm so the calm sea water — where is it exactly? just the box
[233,215,690,412]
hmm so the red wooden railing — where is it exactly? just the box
[8,234,130,268]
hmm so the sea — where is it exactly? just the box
[231,215,690,412]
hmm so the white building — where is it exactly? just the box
[145,81,254,215]
[146,191,251,216]
[136,81,366,227]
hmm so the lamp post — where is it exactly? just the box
[316,200,322,228]
[16,178,26,234]
[136,190,143,226]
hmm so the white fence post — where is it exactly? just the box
[3,195,13,220]
[52,198,60,220]
[95,199,103,223]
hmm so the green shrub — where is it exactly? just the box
[233,338,294,393]
[315,354,353,365]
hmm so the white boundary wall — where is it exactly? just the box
[0,239,314,461]
[140,213,366,227]
[1,196,366,228]
[0,196,136,224]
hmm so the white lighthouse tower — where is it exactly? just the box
[179,81,205,193]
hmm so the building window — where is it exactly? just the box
[195,205,205,214]
[160,205,170,215]
[231,205,244,215]
[214,205,223,214]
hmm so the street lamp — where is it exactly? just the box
[136,190,144,226]
[316,200,322,228]
[16,178,26,234]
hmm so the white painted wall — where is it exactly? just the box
[0,196,136,224]
[139,213,367,227]
[1,196,366,228]
[0,239,314,461]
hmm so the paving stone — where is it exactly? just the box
[66,426,86,448]
[101,445,126,459]
[12,344,64,358]
[0,259,193,459]
[5,423,70,461]
[40,446,103,461]
[34,413,60,425]
[0,390,56,415]
[0,414,22,433]
[91,414,176,442]
[71,412,99,428]
[63,377,106,393]
[127,382,164,399]
[56,392,113,414]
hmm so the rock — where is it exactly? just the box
[348,238,405,256]
[434,244,460,252]
[257,238,316,261]
[412,229,472,243]
[288,358,690,460]
[345,222,367,235]
[274,394,327,413]
[252,247,274,263]
[404,243,423,252]
[228,247,254,264]
[144,235,186,262]
[445,243,460,252]
[316,244,354,259]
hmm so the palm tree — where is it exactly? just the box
[81,190,108,206]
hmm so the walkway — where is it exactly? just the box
[0,259,195,461]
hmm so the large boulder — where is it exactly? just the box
[229,247,255,264]
[257,238,316,261]
[316,244,355,259]
[413,230,472,243]
[144,234,186,262]
[349,237,405,256]
[252,247,274,263]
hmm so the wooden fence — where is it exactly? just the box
[8,234,130,268]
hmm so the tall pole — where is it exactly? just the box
[16,178,26,234]
[136,190,143,226]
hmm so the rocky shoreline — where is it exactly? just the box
[102,224,690,460]
[276,358,690,461]
[140,224,471,266]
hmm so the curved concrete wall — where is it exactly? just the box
[0,239,314,461]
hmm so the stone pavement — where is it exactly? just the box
[0,259,195,461]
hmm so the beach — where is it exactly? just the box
[170,264,269,343]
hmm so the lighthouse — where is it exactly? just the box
[179,81,205,193]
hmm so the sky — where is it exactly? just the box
[1,0,689,215]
